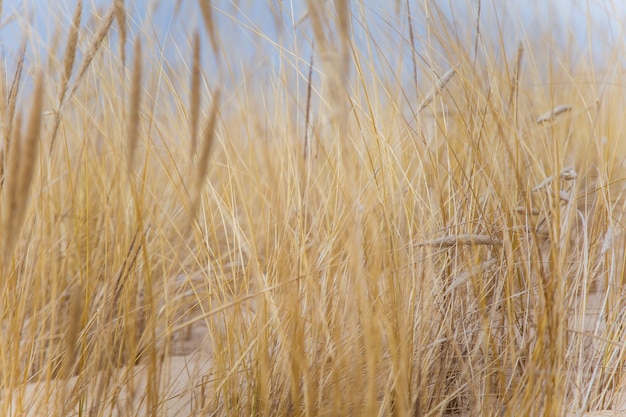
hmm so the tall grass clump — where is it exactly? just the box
[1,0,626,416]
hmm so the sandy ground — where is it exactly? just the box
[6,293,626,416]
[5,321,213,417]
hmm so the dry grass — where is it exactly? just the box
[1,1,626,416]
[189,31,201,157]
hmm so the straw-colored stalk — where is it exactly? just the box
[2,75,44,263]
[5,40,26,143]
[190,89,221,219]
[508,42,524,107]
[114,0,127,67]
[303,49,314,159]
[406,0,418,90]
[51,5,114,151]
[190,31,201,157]
[305,0,326,49]
[198,0,218,56]
[69,5,115,99]
[58,0,82,106]
[50,0,82,149]
[3,112,21,253]
[335,0,350,74]
[62,284,83,377]
[126,38,142,174]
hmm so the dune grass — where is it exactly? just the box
[1,1,626,416]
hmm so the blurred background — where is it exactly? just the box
[2,0,624,72]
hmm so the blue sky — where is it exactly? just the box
[1,0,624,83]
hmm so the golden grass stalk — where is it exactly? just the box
[190,89,220,219]
[536,104,572,124]
[0,150,3,189]
[5,39,27,143]
[197,0,218,56]
[303,49,314,159]
[50,0,82,149]
[472,0,482,60]
[58,0,82,106]
[0,83,5,188]
[305,0,326,49]
[50,5,114,151]
[2,74,44,263]
[114,0,127,67]
[61,284,83,379]
[335,0,350,73]
[406,0,418,90]
[508,42,524,107]
[68,5,115,101]
[2,112,21,260]
[190,31,201,157]
[126,38,142,175]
